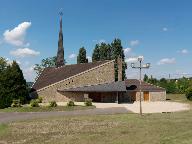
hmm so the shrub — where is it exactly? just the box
[186,88,192,101]
[30,99,39,107]
[84,98,92,106]
[67,100,75,106]
[37,97,43,103]
[49,101,57,107]
[11,99,22,107]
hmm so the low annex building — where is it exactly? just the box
[31,13,166,103]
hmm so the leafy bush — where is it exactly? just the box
[84,98,92,106]
[37,97,43,103]
[67,100,75,106]
[186,88,192,101]
[30,99,39,107]
[49,101,57,107]
[11,99,22,107]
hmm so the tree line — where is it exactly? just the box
[0,57,28,108]
[34,38,127,81]
[144,74,192,94]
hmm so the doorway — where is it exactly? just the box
[144,92,149,101]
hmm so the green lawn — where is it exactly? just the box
[167,94,192,104]
[0,105,95,112]
[1,94,192,144]
[1,111,192,144]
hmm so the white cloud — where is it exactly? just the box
[178,49,189,54]
[68,53,76,59]
[157,58,176,65]
[125,57,138,63]
[162,27,168,32]
[99,39,106,43]
[3,22,31,46]
[125,56,144,63]
[124,48,132,57]
[10,48,40,58]
[23,65,36,82]
[87,56,92,62]
[5,58,21,65]
[92,39,106,43]
[130,40,140,46]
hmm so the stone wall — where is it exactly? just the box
[135,91,166,101]
[33,61,115,102]
[150,91,166,101]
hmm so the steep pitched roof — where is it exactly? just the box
[125,79,165,92]
[32,60,111,90]
[59,81,126,92]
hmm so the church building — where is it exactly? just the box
[31,14,166,103]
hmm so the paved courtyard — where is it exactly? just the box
[0,101,190,123]
[56,101,190,113]
[93,102,190,113]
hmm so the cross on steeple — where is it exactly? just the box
[56,9,64,67]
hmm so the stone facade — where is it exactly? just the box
[33,61,115,102]
[135,91,166,101]
[117,57,122,81]
[150,91,166,101]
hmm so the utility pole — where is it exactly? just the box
[131,56,150,115]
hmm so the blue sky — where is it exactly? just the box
[0,0,192,81]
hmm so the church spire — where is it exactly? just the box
[56,11,64,67]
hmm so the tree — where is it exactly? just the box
[186,87,192,101]
[0,57,7,72]
[100,43,109,61]
[92,44,100,62]
[0,60,28,108]
[143,74,149,82]
[34,56,57,77]
[111,38,127,81]
[77,47,88,64]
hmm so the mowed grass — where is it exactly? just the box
[0,105,95,112]
[1,111,192,144]
[0,94,192,144]
[166,94,192,105]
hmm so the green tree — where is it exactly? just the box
[92,44,100,62]
[77,47,88,64]
[176,77,190,93]
[143,74,149,82]
[0,57,7,72]
[111,38,127,81]
[34,56,57,77]
[186,87,192,101]
[100,43,109,61]
[0,60,28,108]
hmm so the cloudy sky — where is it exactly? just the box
[0,0,192,81]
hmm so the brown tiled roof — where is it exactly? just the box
[125,79,165,92]
[32,60,111,90]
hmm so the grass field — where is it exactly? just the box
[0,105,95,112]
[0,94,192,144]
[1,111,192,144]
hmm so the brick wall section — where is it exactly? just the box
[135,91,166,101]
[150,91,166,101]
[33,61,115,102]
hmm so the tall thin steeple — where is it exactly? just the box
[56,11,64,67]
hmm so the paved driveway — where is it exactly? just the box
[0,107,128,124]
[0,101,190,123]
[93,101,190,113]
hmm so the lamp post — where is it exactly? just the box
[131,56,150,115]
